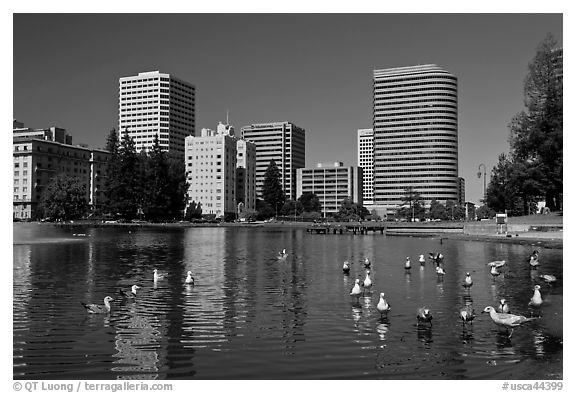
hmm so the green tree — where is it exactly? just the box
[400,186,424,221]
[280,199,303,216]
[262,160,285,215]
[256,199,275,220]
[509,34,562,210]
[336,197,369,221]
[298,192,321,212]
[105,129,141,219]
[428,199,447,220]
[105,127,119,153]
[476,205,496,220]
[166,156,188,220]
[40,174,88,220]
[143,135,171,221]
[485,153,526,215]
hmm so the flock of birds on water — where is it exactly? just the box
[342,249,557,339]
[81,247,558,340]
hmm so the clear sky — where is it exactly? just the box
[12,12,562,205]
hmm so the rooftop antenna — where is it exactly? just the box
[226,109,229,125]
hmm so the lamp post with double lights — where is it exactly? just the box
[477,163,486,204]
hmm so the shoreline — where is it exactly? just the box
[14,221,563,249]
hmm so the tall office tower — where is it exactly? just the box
[357,128,374,206]
[118,71,195,159]
[236,139,257,212]
[185,122,249,218]
[373,64,459,212]
[296,162,363,217]
[240,121,305,201]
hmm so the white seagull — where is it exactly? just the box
[153,269,166,281]
[277,249,288,260]
[498,298,510,314]
[482,306,537,338]
[404,257,412,270]
[185,271,195,285]
[418,254,426,266]
[436,266,446,275]
[342,260,351,274]
[490,265,501,279]
[363,270,372,290]
[119,285,141,299]
[528,285,543,308]
[417,307,433,325]
[81,296,114,314]
[460,305,476,325]
[350,279,362,301]
[377,292,391,315]
[539,274,556,285]
[487,260,506,269]
[364,257,371,268]
[529,252,540,268]
[462,272,473,289]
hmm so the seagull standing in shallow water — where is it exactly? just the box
[498,299,510,314]
[418,254,426,266]
[364,257,371,269]
[153,269,166,281]
[377,293,391,315]
[350,279,362,302]
[342,260,351,274]
[363,270,372,291]
[417,307,433,325]
[185,271,195,285]
[462,272,473,289]
[82,296,114,314]
[404,257,412,270]
[460,305,476,325]
[119,285,140,299]
[490,265,501,279]
[528,285,543,308]
[277,249,288,260]
[436,266,446,276]
[482,306,537,338]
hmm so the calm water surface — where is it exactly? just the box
[13,223,563,379]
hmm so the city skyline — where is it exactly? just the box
[13,13,563,205]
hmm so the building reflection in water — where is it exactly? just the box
[182,228,227,350]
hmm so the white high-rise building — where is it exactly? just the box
[357,128,374,206]
[119,71,195,159]
[240,121,305,201]
[236,139,257,212]
[373,64,459,212]
[185,122,255,218]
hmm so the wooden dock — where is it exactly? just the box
[306,222,386,235]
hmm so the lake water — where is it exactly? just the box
[13,223,563,380]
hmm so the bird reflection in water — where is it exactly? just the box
[417,324,433,346]
[436,277,444,295]
[363,295,372,310]
[351,304,362,325]
[495,330,516,350]
[490,282,498,301]
[376,321,390,343]
[461,325,474,344]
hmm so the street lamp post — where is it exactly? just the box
[477,163,486,204]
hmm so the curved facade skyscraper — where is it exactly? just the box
[372,64,459,211]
